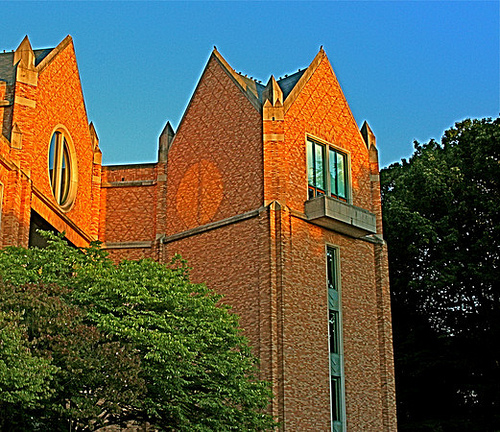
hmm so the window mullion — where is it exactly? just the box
[312,142,317,192]
[334,150,338,198]
[325,148,331,197]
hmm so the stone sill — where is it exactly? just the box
[101,180,156,188]
[305,195,377,238]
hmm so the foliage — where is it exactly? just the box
[0,279,144,431]
[0,310,57,410]
[0,234,276,431]
[381,117,500,431]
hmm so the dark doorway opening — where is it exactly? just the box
[28,210,75,248]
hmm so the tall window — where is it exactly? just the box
[327,246,344,432]
[48,130,76,209]
[307,139,347,201]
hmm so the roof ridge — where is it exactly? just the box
[283,48,327,113]
[211,48,261,111]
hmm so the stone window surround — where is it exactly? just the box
[306,134,352,204]
[48,125,78,211]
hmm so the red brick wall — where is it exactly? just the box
[283,54,373,213]
[158,52,395,430]
[162,211,287,420]
[0,163,30,248]
[280,215,387,430]
[2,40,100,247]
[100,165,158,259]
[271,54,395,430]
[165,55,263,236]
[163,217,263,345]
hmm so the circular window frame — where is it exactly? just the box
[47,125,78,212]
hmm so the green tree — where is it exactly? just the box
[0,277,145,431]
[0,234,276,431]
[381,117,500,431]
[0,309,58,430]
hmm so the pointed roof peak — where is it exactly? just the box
[89,122,99,150]
[19,35,32,50]
[159,120,175,162]
[197,47,330,112]
[35,35,73,72]
[210,48,261,109]
[160,120,175,138]
[263,75,283,106]
[360,121,376,149]
[212,48,247,86]
[282,48,328,112]
[13,35,35,68]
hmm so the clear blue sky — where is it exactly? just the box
[3,1,499,167]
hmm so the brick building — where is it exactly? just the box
[0,36,396,431]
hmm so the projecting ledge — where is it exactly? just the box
[304,195,377,238]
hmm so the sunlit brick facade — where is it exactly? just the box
[0,36,396,431]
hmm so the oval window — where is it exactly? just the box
[48,130,77,209]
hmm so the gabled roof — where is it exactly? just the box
[276,69,306,99]
[211,48,326,112]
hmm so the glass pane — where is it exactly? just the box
[331,377,341,421]
[327,247,337,291]
[60,141,70,204]
[315,143,325,191]
[337,152,346,199]
[307,140,314,187]
[329,148,337,196]
[329,310,339,354]
[48,133,57,190]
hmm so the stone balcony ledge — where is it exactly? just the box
[304,195,377,238]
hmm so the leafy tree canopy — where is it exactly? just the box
[0,234,276,431]
[381,117,500,431]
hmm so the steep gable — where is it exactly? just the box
[8,36,100,245]
[165,50,263,235]
[282,51,374,212]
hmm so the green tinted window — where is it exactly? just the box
[307,139,347,201]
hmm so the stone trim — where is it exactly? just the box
[212,49,261,112]
[31,186,94,244]
[162,207,265,244]
[14,96,36,108]
[102,241,153,249]
[263,133,284,141]
[0,153,20,171]
[283,48,325,113]
[101,180,156,188]
[36,35,73,73]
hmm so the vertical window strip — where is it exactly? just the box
[327,246,344,432]
[329,148,338,197]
